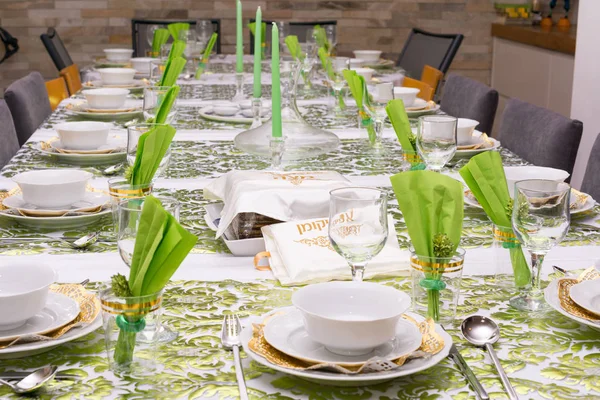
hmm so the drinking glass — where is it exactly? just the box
[367,83,394,149]
[117,196,181,342]
[325,25,337,54]
[160,43,172,60]
[325,61,347,116]
[276,21,290,53]
[145,24,161,46]
[143,86,178,123]
[196,20,214,44]
[416,115,457,171]
[329,187,388,282]
[511,179,571,311]
[126,123,172,178]
[149,60,166,84]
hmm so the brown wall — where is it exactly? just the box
[0,0,576,91]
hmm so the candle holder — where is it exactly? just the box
[250,98,263,129]
[232,72,246,102]
[268,135,286,171]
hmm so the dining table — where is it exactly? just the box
[0,58,599,399]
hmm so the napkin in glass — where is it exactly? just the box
[204,170,352,239]
[313,25,330,53]
[390,170,463,319]
[167,22,190,41]
[149,85,180,124]
[152,28,170,54]
[343,69,375,142]
[386,99,424,169]
[129,124,176,186]
[459,151,530,287]
[261,214,408,285]
[158,56,186,87]
[285,35,302,60]
[168,40,186,60]
[248,22,267,57]
[195,32,219,79]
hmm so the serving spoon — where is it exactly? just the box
[0,365,57,394]
[461,316,519,400]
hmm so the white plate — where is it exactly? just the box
[203,203,265,256]
[66,101,142,120]
[0,293,80,342]
[263,308,422,367]
[544,279,600,331]
[405,98,428,111]
[406,104,441,117]
[49,139,124,155]
[36,136,127,165]
[569,280,600,316]
[199,106,270,124]
[83,80,148,90]
[241,307,452,386]
[454,132,501,158]
[0,314,102,359]
[0,207,111,229]
[3,192,110,215]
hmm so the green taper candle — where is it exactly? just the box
[236,0,243,73]
[271,22,282,138]
[252,7,262,98]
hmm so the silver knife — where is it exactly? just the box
[448,343,489,400]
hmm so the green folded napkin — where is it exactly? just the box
[195,32,218,79]
[343,69,376,143]
[129,195,198,296]
[313,25,330,52]
[386,99,424,169]
[248,22,267,56]
[285,35,303,60]
[130,124,176,186]
[151,85,180,124]
[390,170,464,321]
[319,47,334,79]
[152,28,170,53]
[168,40,186,61]
[167,23,190,41]
[459,151,530,286]
[158,56,186,87]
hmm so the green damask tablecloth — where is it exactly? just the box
[0,71,599,399]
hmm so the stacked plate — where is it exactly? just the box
[405,98,441,117]
[242,282,452,386]
[199,100,272,124]
[455,131,501,158]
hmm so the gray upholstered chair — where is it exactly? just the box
[497,98,583,175]
[4,71,52,146]
[581,134,600,201]
[440,74,499,135]
[0,99,20,168]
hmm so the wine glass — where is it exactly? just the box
[325,25,337,54]
[127,123,172,179]
[367,83,394,149]
[143,86,178,123]
[117,196,181,342]
[329,187,388,282]
[145,24,161,46]
[149,60,166,84]
[195,20,213,44]
[416,115,457,171]
[325,60,347,116]
[511,179,571,311]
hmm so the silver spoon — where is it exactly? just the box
[103,163,123,176]
[461,316,519,400]
[0,232,99,249]
[0,365,57,394]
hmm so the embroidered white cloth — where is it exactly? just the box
[261,215,410,286]
[203,170,352,238]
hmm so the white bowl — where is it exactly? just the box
[103,48,133,62]
[349,58,366,67]
[82,88,129,109]
[292,281,411,356]
[0,263,57,331]
[504,166,570,198]
[12,169,92,209]
[351,67,375,82]
[130,57,154,75]
[332,57,350,70]
[456,118,480,145]
[353,50,382,63]
[55,121,111,150]
[99,68,137,86]
[393,87,420,107]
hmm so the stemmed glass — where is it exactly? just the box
[325,25,337,54]
[416,115,457,171]
[511,179,571,311]
[367,83,394,149]
[145,24,161,46]
[325,61,347,117]
[329,187,388,282]
[143,86,178,123]
[117,196,181,342]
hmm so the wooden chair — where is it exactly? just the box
[45,77,69,111]
[402,77,434,101]
[421,65,443,95]
[59,64,82,95]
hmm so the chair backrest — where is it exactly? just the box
[581,134,600,201]
[497,98,583,175]
[249,20,337,54]
[40,28,73,72]
[4,72,52,146]
[420,65,443,95]
[45,77,69,111]
[396,28,463,79]
[0,99,21,168]
[403,77,434,102]
[439,74,499,134]
[59,64,82,95]
[131,19,221,57]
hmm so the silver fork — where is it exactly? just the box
[221,314,248,400]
